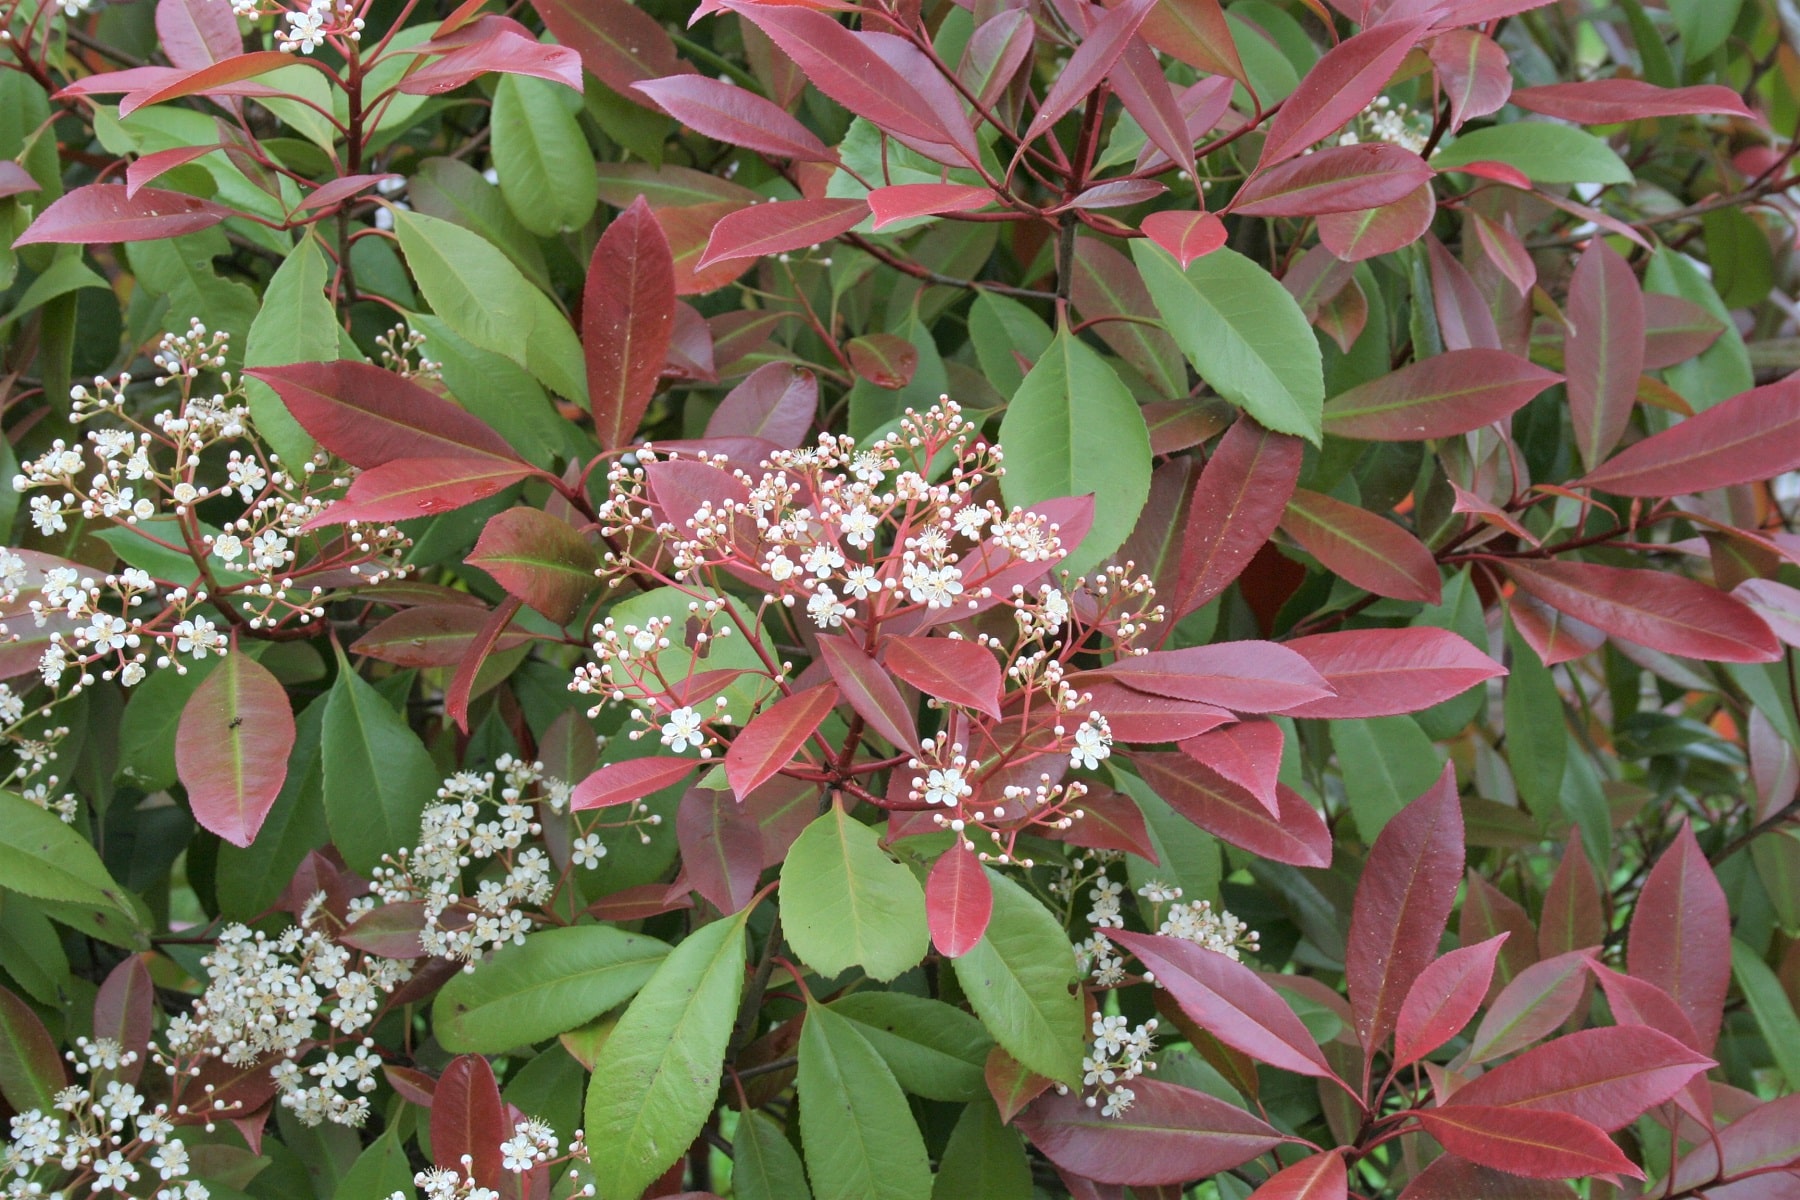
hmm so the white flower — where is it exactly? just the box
[659,706,705,752]
[839,506,878,549]
[212,533,244,563]
[571,833,606,868]
[902,561,963,609]
[30,495,68,536]
[801,542,844,578]
[173,615,223,658]
[806,585,850,628]
[281,0,329,52]
[1087,879,1124,929]
[951,505,990,540]
[93,1151,140,1191]
[842,564,879,600]
[765,553,796,582]
[922,766,971,808]
[85,611,130,651]
[851,451,886,484]
[1071,716,1112,770]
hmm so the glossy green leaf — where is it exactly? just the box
[319,648,437,875]
[781,798,929,982]
[734,1110,812,1200]
[337,1130,413,1200]
[493,74,598,237]
[951,869,1084,1085]
[830,991,994,1101]
[1331,716,1444,839]
[243,233,339,469]
[1505,614,1567,820]
[0,791,141,931]
[1730,939,1800,1090]
[1431,123,1633,184]
[931,1098,1032,1200]
[797,1000,934,1200]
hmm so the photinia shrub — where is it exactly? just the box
[3,0,1800,1194]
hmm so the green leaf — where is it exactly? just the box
[319,648,437,875]
[116,655,224,793]
[584,910,749,1200]
[0,793,141,934]
[409,156,551,291]
[797,1000,934,1200]
[1669,0,1743,61]
[951,869,1084,1085]
[0,896,70,1005]
[1646,246,1753,411]
[1132,241,1324,443]
[1330,717,1443,840]
[337,1130,413,1200]
[410,314,585,467]
[244,233,340,469]
[781,798,929,982]
[1431,124,1633,185]
[493,75,599,237]
[829,992,993,1101]
[968,292,1053,399]
[734,1110,813,1200]
[931,1098,1032,1200]
[433,925,669,1053]
[998,325,1153,578]
[1730,939,1800,1090]
[1504,614,1566,820]
[1700,206,1772,310]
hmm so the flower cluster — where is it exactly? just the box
[1337,95,1429,153]
[390,1122,594,1200]
[1080,1012,1159,1118]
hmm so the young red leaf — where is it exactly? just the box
[93,957,154,1087]
[571,757,698,811]
[520,0,677,97]
[1258,20,1430,167]
[15,184,232,245]
[442,596,521,734]
[1412,1107,1641,1180]
[296,172,401,214]
[696,198,868,271]
[1173,418,1303,619]
[1317,182,1436,261]
[882,635,1003,720]
[927,841,992,958]
[1397,1155,1577,1200]
[586,197,676,450]
[1282,489,1442,604]
[866,183,995,230]
[466,507,598,625]
[1138,0,1246,85]
[1059,786,1159,860]
[1466,949,1600,1064]
[303,457,535,529]
[675,786,764,914]
[959,8,1036,108]
[1448,1025,1714,1130]
[1321,349,1560,440]
[1393,936,1507,1067]
[1249,1151,1348,1200]
[845,333,919,390]
[725,684,837,801]
[246,360,519,467]
[0,985,69,1114]
[1501,559,1780,664]
[1235,144,1433,217]
[1427,29,1511,130]
[1179,720,1283,817]
[1110,40,1198,180]
[817,634,920,755]
[1642,293,1726,369]
[1460,874,1537,998]
[1023,0,1158,144]
[1139,210,1227,269]
[1667,1092,1800,1194]
[1109,931,1337,1079]
[1104,641,1332,713]
[117,50,294,116]
[1016,1081,1285,1187]
[398,28,585,94]
[125,145,220,199]
[1577,375,1800,498]
[157,0,242,68]
[633,75,834,162]
[987,1048,1054,1125]
[1539,832,1605,959]
[1735,579,1800,647]
[351,604,534,668]
[1078,684,1235,744]
[339,903,428,959]
[1627,821,1731,1052]
[705,363,816,447]
[1133,756,1332,868]
[0,162,39,199]
[1512,80,1754,123]
[1426,235,1501,351]
[1565,239,1646,471]
[175,649,296,848]
[1281,627,1503,719]
[1469,210,1536,297]
[432,1056,507,1189]
[1346,764,1463,1054]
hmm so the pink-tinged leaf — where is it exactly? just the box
[1429,0,1567,20]
[1427,29,1510,130]
[15,184,232,246]
[1174,419,1304,619]
[1017,1081,1285,1187]
[296,172,398,213]
[1426,236,1501,351]
[817,634,920,755]
[725,684,837,801]
[1110,931,1337,1079]
[927,841,992,957]
[93,957,154,1087]
[247,360,518,467]
[1236,144,1434,217]
[1460,873,1537,998]
[882,635,1003,720]
[1179,720,1283,817]
[1282,489,1441,604]
[867,183,994,229]
[125,145,220,198]
[1736,579,1800,647]
[466,507,598,625]
[850,31,982,167]
[696,198,867,270]
[676,786,763,914]
[1578,375,1800,498]
[0,162,39,199]
[959,8,1035,108]
[1507,590,1607,667]
[1669,1093,1800,1194]
[1501,559,1780,664]
[586,883,693,923]
[1134,756,1332,868]
[157,0,242,69]
[530,0,679,98]
[0,985,69,1114]
[1394,936,1507,1068]
[1137,76,1237,175]
[1451,481,1539,546]
[1139,0,1246,85]
[586,196,676,450]
[1259,20,1430,167]
[399,28,584,94]
[303,457,535,530]
[1469,211,1536,297]
[432,1056,507,1189]
[118,50,294,116]
[1323,349,1559,440]
[175,650,295,849]
[846,333,918,390]
[1140,210,1227,269]
[351,604,534,668]
[1080,684,1236,743]
[1249,1152,1348,1200]
[1467,949,1600,1064]
[706,363,816,447]
[1023,0,1158,144]
[1627,821,1731,1052]
[1565,239,1645,471]
[633,75,834,162]
[1399,1156,1578,1200]
[1059,786,1158,860]
[1642,293,1726,369]
[1412,1107,1641,1180]
[1105,642,1332,713]
[987,1048,1053,1124]
[1317,181,1436,261]
[1110,39,1197,180]
[662,301,716,383]
[571,757,698,811]
[1513,80,1754,124]
[1449,1025,1714,1130]
[443,595,521,734]
[1540,833,1605,959]
[340,902,428,959]
[1281,627,1504,719]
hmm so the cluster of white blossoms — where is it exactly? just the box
[1081,1012,1160,1118]
[271,0,363,51]
[385,1122,595,1200]
[1065,859,1260,990]
[1337,95,1429,154]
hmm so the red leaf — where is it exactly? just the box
[398,28,585,94]
[93,957,154,1087]
[1469,210,1536,297]
[1174,418,1303,618]
[1080,683,1235,744]
[633,75,834,162]
[1413,1107,1641,1180]
[466,507,597,625]
[175,650,295,848]
[1024,0,1158,143]
[868,183,995,229]
[15,184,232,246]
[1110,931,1337,1079]
[1512,80,1754,124]
[1736,579,1800,647]
[1467,949,1600,1064]
[296,172,398,214]
[340,903,428,959]
[1539,832,1605,959]
[927,841,992,957]
[528,0,679,98]
[118,51,294,116]
[1642,294,1726,369]
[587,196,676,450]
[1393,936,1507,1067]
[1104,641,1332,713]
[882,635,1003,720]
[1449,1025,1714,1131]
[432,1056,507,1189]
[1427,29,1511,130]
[1627,821,1731,1052]
[1281,627,1503,719]
[1140,210,1227,269]
[960,9,1036,108]
[1398,1156,1578,1200]
[846,333,919,390]
[1249,1152,1348,1200]
[1109,40,1196,181]
[443,595,522,734]
[697,198,868,270]
[676,786,764,914]
[706,363,816,447]
[1565,240,1646,471]
[1460,873,1536,999]
[1577,375,1800,498]
[987,1048,1053,1124]
[1346,764,1463,1054]
[1235,144,1434,217]
[246,360,518,467]
[1501,559,1780,664]
[1138,0,1246,86]
[351,604,534,668]
[0,985,67,1111]
[125,145,218,199]
[817,634,920,755]
[1426,235,1500,351]
[1669,1093,1800,1194]
[1282,489,1442,604]
[1322,349,1560,440]
[156,0,241,70]
[1258,20,1430,167]
[572,757,698,811]
[0,162,39,199]
[725,684,837,801]
[1317,181,1436,261]
[304,457,535,529]
[1134,756,1332,868]
[1016,1081,1285,1187]
[1178,720,1283,817]
[1059,786,1159,860]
